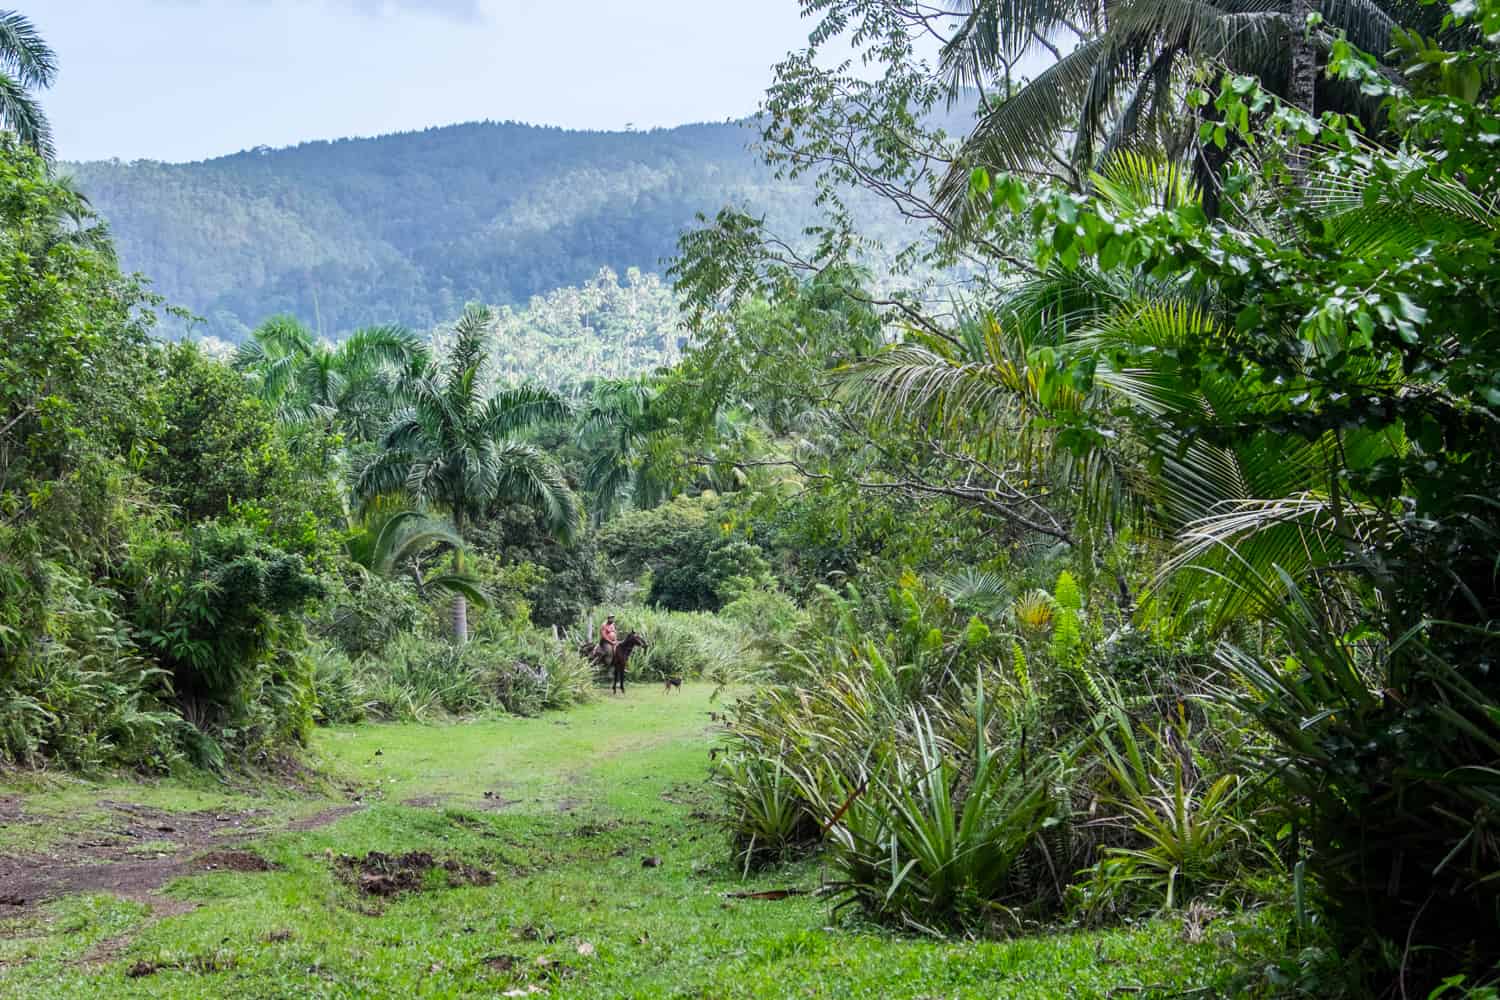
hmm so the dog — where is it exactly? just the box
[662,676,683,693]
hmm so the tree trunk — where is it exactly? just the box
[1286,0,1317,192]
[452,592,468,645]
[451,506,468,644]
[1288,0,1317,116]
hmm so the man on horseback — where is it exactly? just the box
[596,615,618,661]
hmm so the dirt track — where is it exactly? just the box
[0,799,357,912]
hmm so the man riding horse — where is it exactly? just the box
[583,615,647,694]
[596,615,618,661]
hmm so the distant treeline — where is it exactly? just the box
[65,119,883,343]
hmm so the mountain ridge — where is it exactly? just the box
[64,116,824,342]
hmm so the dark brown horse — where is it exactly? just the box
[580,632,648,694]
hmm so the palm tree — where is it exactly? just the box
[356,304,580,642]
[0,10,57,160]
[578,377,677,519]
[233,315,427,467]
[930,0,1417,211]
[345,505,489,610]
[579,376,765,521]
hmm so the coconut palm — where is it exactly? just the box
[0,10,57,160]
[930,0,1420,211]
[356,304,580,642]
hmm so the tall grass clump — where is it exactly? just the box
[312,628,594,724]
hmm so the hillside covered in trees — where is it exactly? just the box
[64,120,850,342]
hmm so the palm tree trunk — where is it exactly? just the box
[1287,0,1317,191]
[452,590,468,645]
[1288,0,1317,116]
[451,507,469,644]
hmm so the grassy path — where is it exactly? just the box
[0,687,1262,997]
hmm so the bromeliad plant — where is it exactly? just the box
[1089,700,1255,913]
[821,683,1075,933]
[943,15,1500,988]
[714,748,819,874]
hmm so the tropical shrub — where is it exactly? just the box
[145,342,343,561]
[596,495,775,612]
[343,629,593,722]
[0,567,179,770]
[470,505,606,629]
[713,749,819,873]
[313,571,423,659]
[822,696,1074,933]
[307,645,368,726]
[117,520,325,763]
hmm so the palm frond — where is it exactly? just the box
[936,568,1012,613]
[0,11,57,89]
[423,573,491,609]
[482,383,572,437]
[938,37,1112,215]
[337,324,428,371]
[492,442,584,543]
[1147,493,1391,627]
[366,510,464,577]
[0,69,53,161]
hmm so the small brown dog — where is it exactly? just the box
[662,676,683,693]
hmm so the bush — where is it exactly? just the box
[0,566,179,771]
[469,506,606,629]
[313,571,422,658]
[596,496,776,612]
[307,645,368,726]
[711,568,1260,932]
[341,629,594,723]
[120,521,324,714]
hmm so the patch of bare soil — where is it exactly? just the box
[479,789,523,811]
[0,795,25,825]
[0,800,322,914]
[482,953,521,972]
[0,856,195,910]
[335,850,494,897]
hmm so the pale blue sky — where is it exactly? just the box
[32,1,826,163]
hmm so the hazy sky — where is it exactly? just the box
[32,1,825,163]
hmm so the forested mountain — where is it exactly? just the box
[64,119,842,342]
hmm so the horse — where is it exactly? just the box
[580,631,648,694]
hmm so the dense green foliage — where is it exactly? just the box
[9,1,1500,995]
[0,129,599,771]
[652,0,1500,994]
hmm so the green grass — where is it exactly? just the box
[0,686,1272,998]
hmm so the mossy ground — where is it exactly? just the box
[0,686,1273,997]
